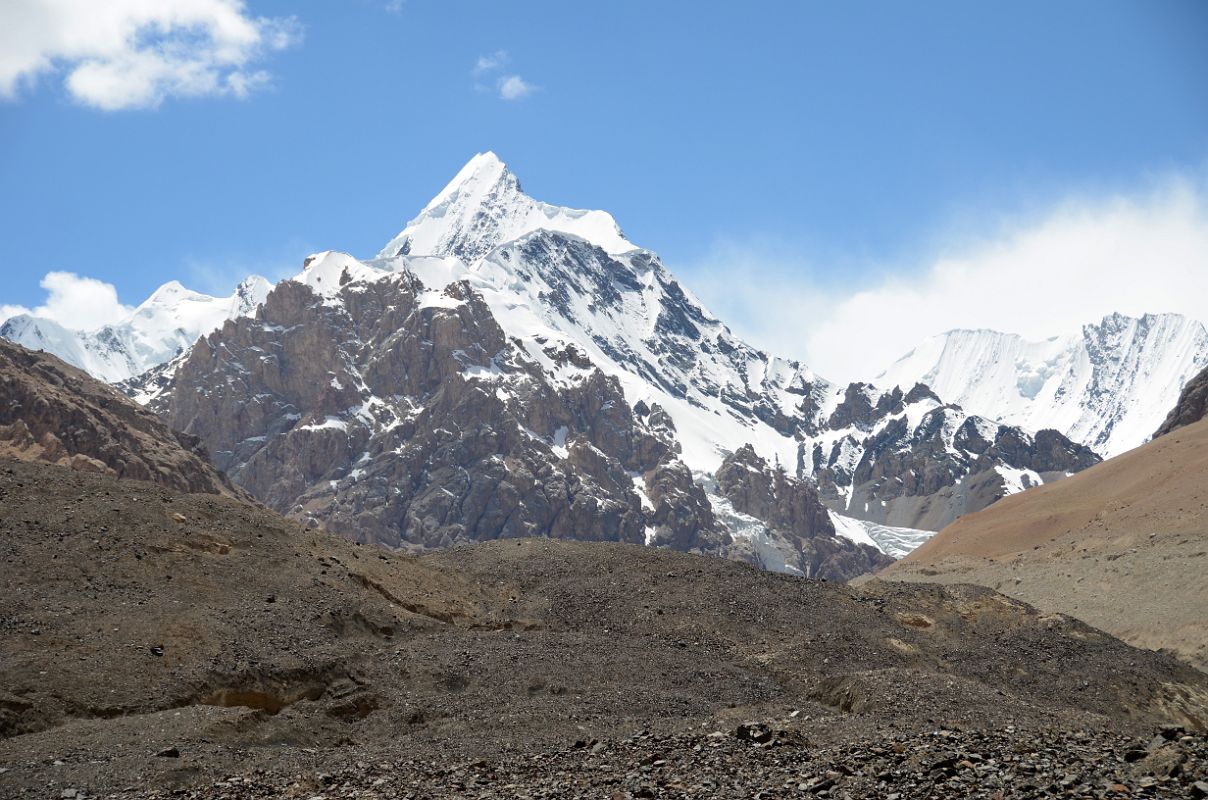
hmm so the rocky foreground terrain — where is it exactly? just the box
[138,726,1208,799]
[2,458,1207,798]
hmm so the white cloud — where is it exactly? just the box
[686,175,1208,385]
[473,49,508,77]
[0,272,133,330]
[472,50,537,100]
[0,304,32,322]
[0,0,301,110]
[497,74,535,101]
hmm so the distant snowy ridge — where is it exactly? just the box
[1,276,271,382]
[878,313,1208,457]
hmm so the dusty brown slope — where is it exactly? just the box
[0,339,241,497]
[3,459,1208,797]
[881,416,1208,669]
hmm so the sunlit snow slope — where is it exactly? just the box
[1,277,271,382]
[878,314,1208,457]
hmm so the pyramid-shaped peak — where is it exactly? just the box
[378,153,632,262]
[456,150,507,179]
[422,151,519,214]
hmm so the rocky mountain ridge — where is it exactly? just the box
[878,312,1208,458]
[152,260,892,579]
[806,381,1099,530]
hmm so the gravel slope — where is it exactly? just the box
[3,459,1208,797]
[877,417,1208,670]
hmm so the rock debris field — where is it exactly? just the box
[1,459,1207,798]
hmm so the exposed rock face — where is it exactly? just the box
[716,445,892,580]
[162,270,726,554]
[827,383,903,430]
[808,387,1100,530]
[0,338,240,497]
[1154,363,1208,438]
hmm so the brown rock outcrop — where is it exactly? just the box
[1154,363,1208,438]
[161,272,724,553]
[716,444,892,580]
[0,338,240,497]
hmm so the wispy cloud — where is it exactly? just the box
[0,272,133,330]
[472,50,538,101]
[0,0,302,110]
[181,240,311,296]
[497,74,535,101]
[685,173,1208,384]
[473,49,509,77]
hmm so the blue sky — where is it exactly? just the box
[1,0,1206,378]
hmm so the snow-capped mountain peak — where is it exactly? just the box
[421,150,513,213]
[298,250,386,295]
[377,151,632,263]
[142,279,192,300]
[120,276,273,369]
[232,275,273,315]
[0,275,272,383]
[350,158,1098,524]
[0,314,93,371]
[877,312,1208,457]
